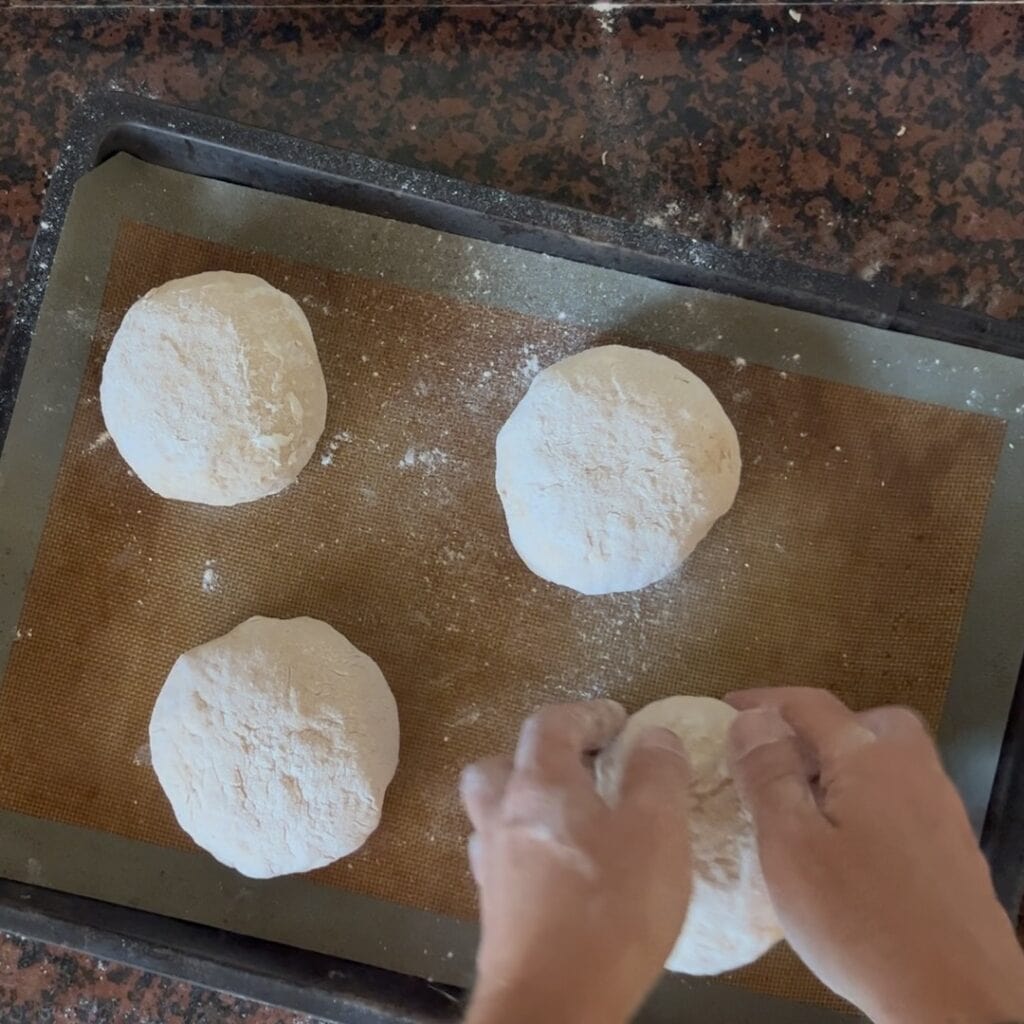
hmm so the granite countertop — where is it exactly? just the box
[1,2,1022,1020]
[0,937,317,1024]
[1,932,318,1024]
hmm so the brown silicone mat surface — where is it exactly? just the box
[0,220,1007,1007]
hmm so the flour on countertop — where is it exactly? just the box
[591,1,624,33]
[642,201,683,230]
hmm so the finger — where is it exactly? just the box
[854,707,945,783]
[514,699,627,784]
[467,831,484,884]
[726,687,875,765]
[856,705,930,745]
[727,708,823,829]
[617,727,690,820]
[460,755,513,830]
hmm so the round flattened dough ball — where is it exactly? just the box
[101,271,327,506]
[495,345,741,596]
[597,696,783,975]
[149,616,400,879]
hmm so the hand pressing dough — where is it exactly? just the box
[101,271,327,506]
[597,696,782,975]
[495,345,740,595]
[149,616,399,879]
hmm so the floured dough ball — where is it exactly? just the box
[101,271,327,506]
[597,696,782,975]
[495,345,740,595]
[150,616,399,879]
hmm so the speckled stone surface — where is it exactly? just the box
[1,2,1023,1020]
[0,931,321,1023]
[2,3,1024,349]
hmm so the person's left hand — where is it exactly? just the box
[461,700,691,1024]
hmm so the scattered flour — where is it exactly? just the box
[399,447,450,473]
[518,349,541,381]
[591,0,624,33]
[85,430,112,454]
[320,430,353,467]
[643,200,683,230]
[201,559,221,594]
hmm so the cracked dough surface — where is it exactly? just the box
[149,616,400,879]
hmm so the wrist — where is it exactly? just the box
[869,960,1024,1024]
[858,909,1024,1024]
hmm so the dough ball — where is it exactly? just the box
[101,271,327,506]
[495,345,740,595]
[597,696,782,975]
[149,616,399,879]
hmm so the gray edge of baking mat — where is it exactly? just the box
[0,815,861,1024]
[0,154,1020,1019]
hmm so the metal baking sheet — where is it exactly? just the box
[1,95,1022,1024]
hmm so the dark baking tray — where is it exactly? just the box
[1,92,1022,1021]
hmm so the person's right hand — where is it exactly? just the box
[726,687,1024,1024]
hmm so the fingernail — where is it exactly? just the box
[637,725,685,755]
[729,707,795,761]
[459,764,484,795]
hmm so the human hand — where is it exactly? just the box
[461,699,691,1024]
[726,687,1024,1024]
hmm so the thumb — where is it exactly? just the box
[618,726,690,821]
[727,708,821,833]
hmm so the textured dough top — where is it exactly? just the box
[495,345,741,595]
[149,616,400,879]
[100,271,327,506]
[597,696,783,975]
[599,695,737,798]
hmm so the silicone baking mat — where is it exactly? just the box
[1,155,1022,1023]
[0,215,1006,1009]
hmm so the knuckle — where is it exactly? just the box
[803,688,849,713]
[521,702,589,745]
[520,710,550,742]
[888,705,927,733]
[459,761,486,792]
[734,739,802,789]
